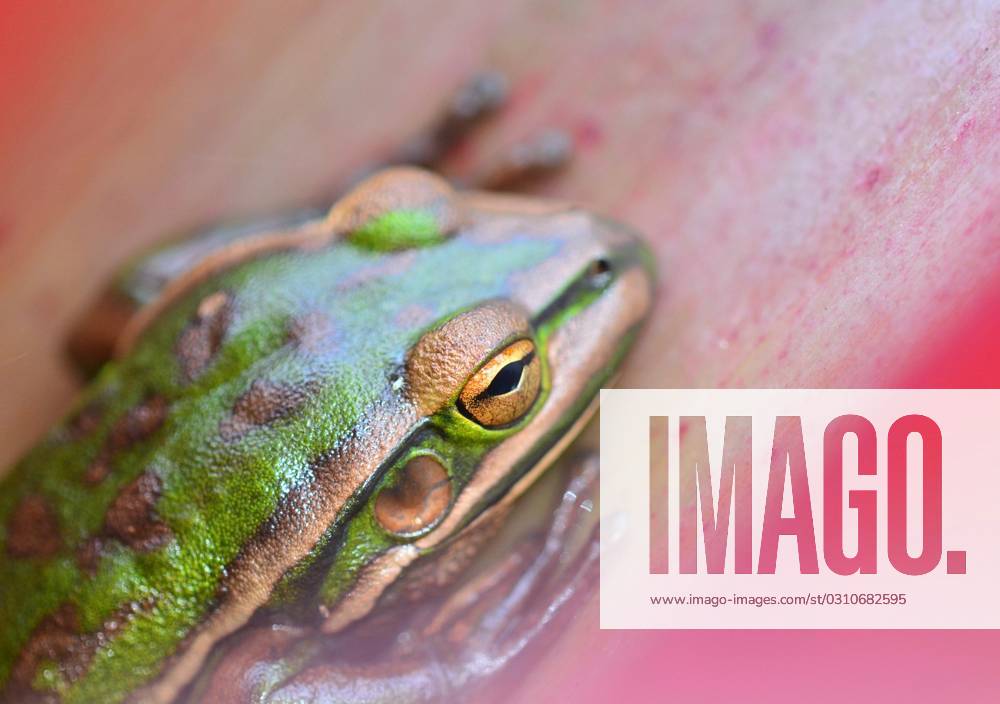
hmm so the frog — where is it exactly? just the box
[0,73,655,703]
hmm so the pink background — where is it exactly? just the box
[1,1,998,701]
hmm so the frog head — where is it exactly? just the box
[298,167,656,630]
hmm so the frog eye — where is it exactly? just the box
[375,455,452,536]
[458,339,541,428]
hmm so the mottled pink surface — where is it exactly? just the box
[1,1,998,701]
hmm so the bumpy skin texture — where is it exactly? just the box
[0,172,652,703]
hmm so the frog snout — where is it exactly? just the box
[590,214,657,313]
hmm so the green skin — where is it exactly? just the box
[0,178,652,703]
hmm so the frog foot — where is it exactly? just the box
[387,70,575,191]
[394,70,511,168]
[467,127,574,191]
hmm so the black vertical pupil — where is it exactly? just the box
[481,352,534,398]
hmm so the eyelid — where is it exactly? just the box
[405,301,532,418]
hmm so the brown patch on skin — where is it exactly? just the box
[405,301,531,416]
[176,291,233,382]
[65,399,105,441]
[83,459,111,485]
[326,167,462,238]
[8,599,156,697]
[9,604,85,693]
[286,311,337,353]
[219,380,317,441]
[76,537,107,575]
[83,395,168,485]
[103,472,172,551]
[6,495,61,559]
[114,220,335,359]
[110,395,169,450]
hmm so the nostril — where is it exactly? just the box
[587,257,613,285]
